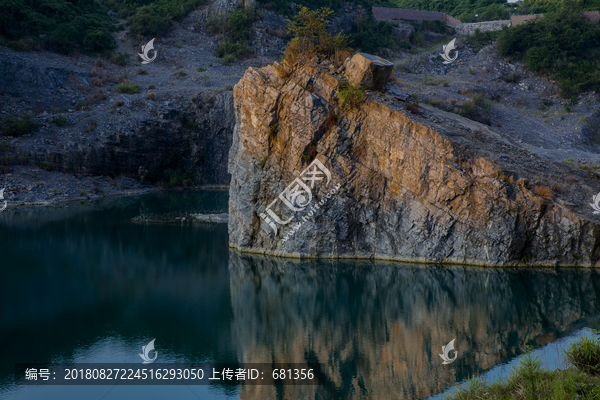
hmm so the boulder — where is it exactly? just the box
[343,53,394,92]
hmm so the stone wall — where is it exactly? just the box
[450,20,511,35]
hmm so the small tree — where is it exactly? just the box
[285,6,348,63]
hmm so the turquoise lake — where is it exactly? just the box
[1,190,600,399]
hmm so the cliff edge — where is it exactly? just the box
[228,57,600,267]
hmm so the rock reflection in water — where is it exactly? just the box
[229,252,600,399]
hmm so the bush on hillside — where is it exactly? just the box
[0,0,116,54]
[497,2,600,99]
[206,5,263,61]
[101,0,206,37]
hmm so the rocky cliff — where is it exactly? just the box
[228,59,600,266]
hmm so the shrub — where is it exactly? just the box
[349,13,402,55]
[323,112,338,130]
[207,5,262,61]
[116,83,140,94]
[196,66,207,72]
[222,54,235,65]
[338,82,364,111]
[1,114,40,137]
[146,92,157,101]
[52,114,70,126]
[502,72,520,83]
[566,336,600,376]
[110,51,128,66]
[533,185,553,199]
[464,29,502,53]
[137,68,148,75]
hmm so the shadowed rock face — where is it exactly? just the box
[228,252,600,399]
[228,62,600,266]
[27,91,234,185]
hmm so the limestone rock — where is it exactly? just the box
[344,53,394,91]
[228,61,600,267]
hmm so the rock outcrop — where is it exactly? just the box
[228,58,600,266]
[344,53,394,91]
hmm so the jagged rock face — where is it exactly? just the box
[228,252,600,399]
[30,92,234,185]
[228,61,600,266]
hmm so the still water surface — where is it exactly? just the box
[1,191,600,399]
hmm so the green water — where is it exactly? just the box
[1,191,600,399]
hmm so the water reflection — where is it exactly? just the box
[229,252,600,399]
[1,192,600,400]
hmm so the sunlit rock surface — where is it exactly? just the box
[228,60,600,266]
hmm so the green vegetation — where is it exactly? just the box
[391,0,600,23]
[1,114,40,137]
[566,335,600,375]
[497,3,600,99]
[206,5,263,61]
[145,154,198,187]
[52,114,70,126]
[101,0,207,37]
[196,66,207,72]
[285,6,349,63]
[447,336,600,400]
[338,81,365,110]
[349,14,408,54]
[391,0,511,22]
[0,0,116,54]
[464,28,502,53]
[349,15,450,54]
[116,83,140,94]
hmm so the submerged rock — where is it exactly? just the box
[228,60,600,267]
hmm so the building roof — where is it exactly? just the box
[372,7,461,25]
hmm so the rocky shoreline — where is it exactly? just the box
[227,56,600,267]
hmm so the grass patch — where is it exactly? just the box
[116,83,140,94]
[337,82,364,111]
[447,338,600,400]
